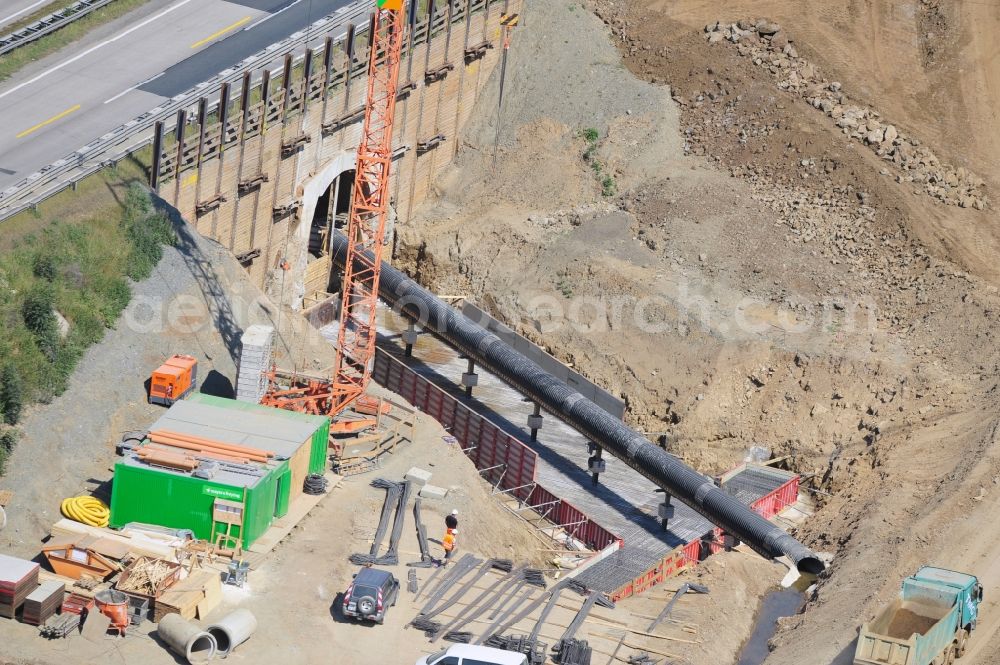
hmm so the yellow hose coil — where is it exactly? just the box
[60,496,109,528]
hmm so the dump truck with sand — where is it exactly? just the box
[854,566,982,665]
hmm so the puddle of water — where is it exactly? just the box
[735,589,804,665]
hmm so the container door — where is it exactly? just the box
[275,468,291,518]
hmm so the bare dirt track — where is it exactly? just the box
[397,0,1000,662]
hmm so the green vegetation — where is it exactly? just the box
[0,182,173,413]
[581,128,599,161]
[579,127,617,197]
[0,428,17,476]
[556,270,574,298]
[0,0,151,84]
[601,175,617,197]
[0,365,23,426]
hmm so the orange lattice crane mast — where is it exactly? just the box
[262,0,404,422]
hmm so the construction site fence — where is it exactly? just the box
[607,473,801,601]
[371,349,619,551]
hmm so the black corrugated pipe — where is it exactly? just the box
[331,233,824,575]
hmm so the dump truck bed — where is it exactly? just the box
[855,579,961,665]
[856,598,954,665]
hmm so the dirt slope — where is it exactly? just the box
[608,0,1000,285]
[0,207,336,557]
[396,1,1000,663]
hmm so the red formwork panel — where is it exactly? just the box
[373,350,539,499]
[609,475,802,601]
[754,476,799,520]
[609,544,698,602]
[372,350,617,545]
[526,485,618,552]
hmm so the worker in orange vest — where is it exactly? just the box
[442,528,457,564]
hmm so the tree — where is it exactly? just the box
[21,285,59,360]
[32,253,57,281]
[0,364,24,425]
[0,428,18,475]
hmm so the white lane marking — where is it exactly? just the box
[0,0,50,27]
[245,0,303,31]
[0,0,198,101]
[103,72,163,104]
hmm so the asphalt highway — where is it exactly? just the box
[0,0,353,189]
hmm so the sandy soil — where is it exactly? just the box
[0,206,549,663]
[4,0,1000,663]
[0,205,339,558]
[0,411,550,665]
[395,0,1000,663]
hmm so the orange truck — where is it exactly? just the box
[149,355,198,406]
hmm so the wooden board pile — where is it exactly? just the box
[116,556,181,599]
[153,570,222,622]
[50,519,181,561]
[22,581,65,625]
[0,553,40,619]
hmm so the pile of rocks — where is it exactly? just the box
[705,19,988,210]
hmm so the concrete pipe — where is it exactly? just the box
[157,613,217,664]
[207,609,258,657]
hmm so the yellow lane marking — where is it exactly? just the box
[16,104,81,139]
[191,16,252,49]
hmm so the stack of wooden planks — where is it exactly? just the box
[0,553,40,619]
[116,556,182,599]
[152,570,222,622]
[22,581,65,625]
[146,430,274,466]
[50,519,180,561]
[136,447,199,471]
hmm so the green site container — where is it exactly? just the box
[109,457,290,549]
[186,393,330,475]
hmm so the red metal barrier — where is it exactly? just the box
[608,543,698,602]
[752,475,799,520]
[609,472,802,601]
[373,351,536,498]
[372,350,619,546]
[374,349,805,602]
[525,485,618,552]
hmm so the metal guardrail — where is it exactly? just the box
[0,0,117,56]
[0,1,371,222]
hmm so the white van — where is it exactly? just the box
[415,644,529,665]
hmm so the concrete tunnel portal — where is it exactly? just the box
[293,152,358,308]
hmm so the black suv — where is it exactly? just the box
[342,567,400,624]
